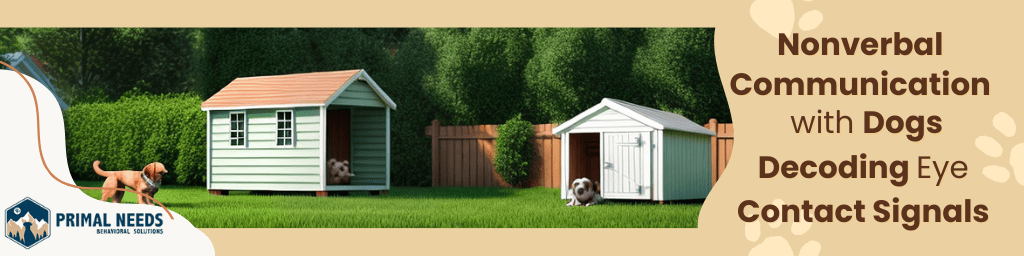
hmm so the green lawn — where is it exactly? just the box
[76,181,701,228]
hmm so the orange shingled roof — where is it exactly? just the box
[201,70,362,109]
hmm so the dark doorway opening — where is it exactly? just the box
[568,133,601,187]
[326,109,351,165]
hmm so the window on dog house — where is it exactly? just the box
[229,112,246,146]
[276,110,294,146]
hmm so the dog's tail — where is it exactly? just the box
[93,160,112,177]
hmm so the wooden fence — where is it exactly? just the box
[704,118,734,186]
[425,120,561,188]
[426,119,734,188]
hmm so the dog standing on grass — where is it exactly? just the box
[93,160,168,205]
[567,177,602,207]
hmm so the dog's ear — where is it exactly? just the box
[143,163,157,178]
[156,163,168,174]
[593,181,599,192]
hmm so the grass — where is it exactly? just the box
[76,181,701,228]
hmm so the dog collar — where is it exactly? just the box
[142,172,160,188]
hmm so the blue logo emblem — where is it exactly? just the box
[5,197,50,249]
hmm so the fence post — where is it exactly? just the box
[707,118,719,186]
[430,119,441,187]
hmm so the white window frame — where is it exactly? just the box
[229,111,247,147]
[276,110,295,147]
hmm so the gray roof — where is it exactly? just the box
[602,98,716,136]
[2,52,68,110]
[552,98,717,136]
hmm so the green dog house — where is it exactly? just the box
[201,70,395,196]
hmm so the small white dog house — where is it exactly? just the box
[201,70,394,196]
[553,98,716,202]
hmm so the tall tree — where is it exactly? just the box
[196,28,398,98]
[25,28,197,105]
[420,28,534,125]
[0,28,27,68]
[525,28,646,123]
[632,28,730,123]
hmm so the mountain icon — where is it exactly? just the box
[5,197,50,249]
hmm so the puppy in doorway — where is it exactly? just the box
[92,160,168,205]
[566,177,601,207]
[327,158,354,185]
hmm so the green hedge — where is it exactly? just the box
[64,93,206,185]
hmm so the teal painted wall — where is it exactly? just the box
[349,107,387,186]
[208,107,322,191]
[661,130,712,200]
[331,81,386,108]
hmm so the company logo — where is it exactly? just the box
[5,197,50,249]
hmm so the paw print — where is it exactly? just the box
[975,112,1024,184]
[745,199,821,256]
[750,0,824,38]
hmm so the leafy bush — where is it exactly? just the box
[493,114,534,187]
[64,93,206,185]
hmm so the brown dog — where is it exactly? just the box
[92,160,168,205]
[326,158,354,185]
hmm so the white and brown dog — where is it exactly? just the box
[567,177,601,207]
[326,158,354,185]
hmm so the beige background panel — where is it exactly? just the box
[707,0,1022,255]
[8,0,1022,255]
[3,1,725,27]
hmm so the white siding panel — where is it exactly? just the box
[561,133,570,199]
[211,166,319,175]
[214,140,318,149]
[212,157,320,166]
[574,108,650,131]
[209,183,321,191]
[211,148,320,158]
[212,175,321,183]
[246,131,319,141]
[654,130,663,201]
[326,185,388,191]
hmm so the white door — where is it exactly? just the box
[601,132,651,200]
